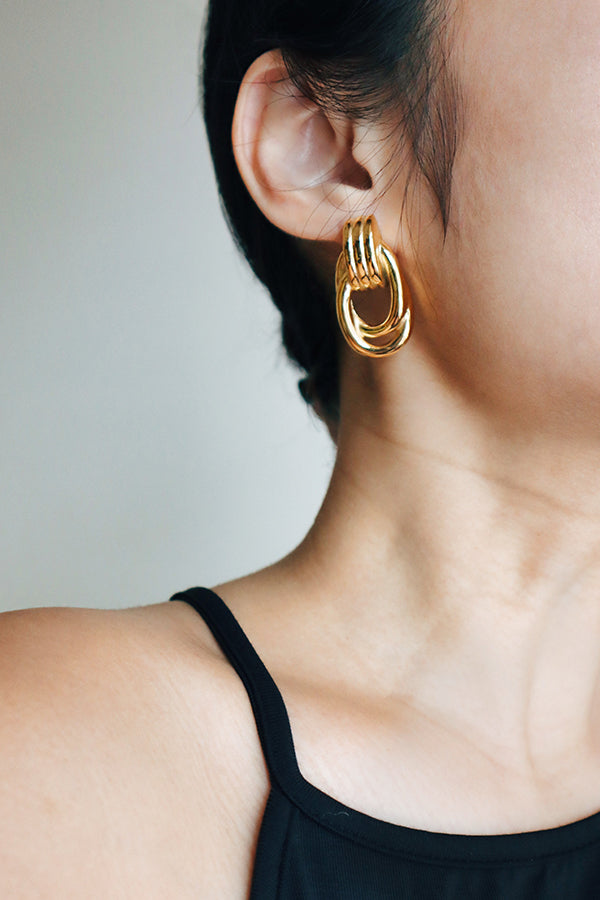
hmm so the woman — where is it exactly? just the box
[3,0,600,896]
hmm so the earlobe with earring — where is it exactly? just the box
[335,217,412,358]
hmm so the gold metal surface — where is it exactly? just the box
[336,218,412,358]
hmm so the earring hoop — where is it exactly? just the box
[335,217,412,358]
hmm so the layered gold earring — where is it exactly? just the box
[335,217,412,358]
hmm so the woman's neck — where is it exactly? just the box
[289,349,600,772]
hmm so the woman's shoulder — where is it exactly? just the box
[0,598,269,897]
[0,599,227,720]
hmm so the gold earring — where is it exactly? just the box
[335,217,412,358]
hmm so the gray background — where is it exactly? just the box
[1,0,333,612]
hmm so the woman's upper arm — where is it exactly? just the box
[0,603,267,896]
[0,607,130,891]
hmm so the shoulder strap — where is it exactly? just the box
[169,586,301,793]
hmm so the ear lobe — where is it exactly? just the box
[232,51,373,241]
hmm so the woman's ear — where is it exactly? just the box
[232,51,377,241]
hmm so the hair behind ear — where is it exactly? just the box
[204,38,342,421]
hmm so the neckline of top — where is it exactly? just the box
[280,755,600,864]
[172,586,600,865]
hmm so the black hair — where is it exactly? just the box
[202,0,460,423]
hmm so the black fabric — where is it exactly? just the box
[170,586,600,898]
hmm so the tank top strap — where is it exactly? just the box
[169,586,301,793]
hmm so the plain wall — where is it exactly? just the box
[0,0,334,611]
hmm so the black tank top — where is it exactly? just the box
[170,586,600,898]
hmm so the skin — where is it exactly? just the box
[3,1,600,895]
[229,0,600,838]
